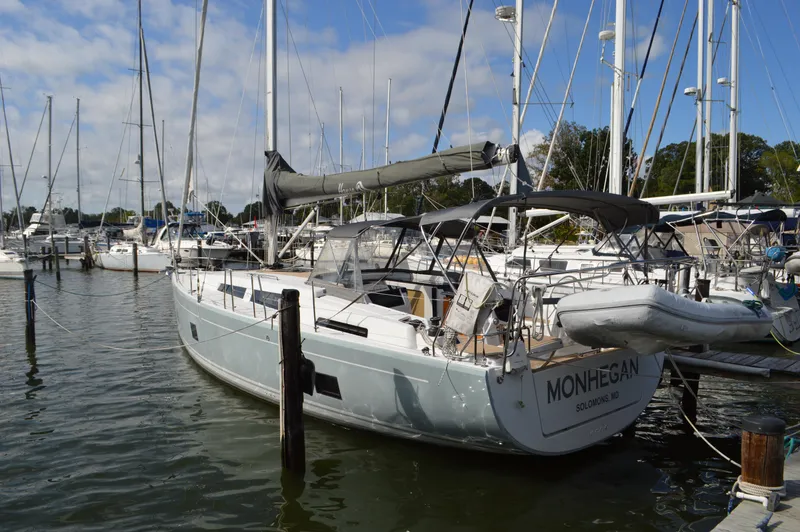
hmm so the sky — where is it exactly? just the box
[0,0,799,217]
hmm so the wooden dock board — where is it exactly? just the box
[668,349,800,380]
[712,455,800,531]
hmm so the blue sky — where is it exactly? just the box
[0,0,798,215]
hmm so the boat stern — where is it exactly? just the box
[486,349,663,455]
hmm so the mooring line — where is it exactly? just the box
[34,272,170,297]
[32,300,279,353]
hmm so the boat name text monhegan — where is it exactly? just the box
[546,357,639,405]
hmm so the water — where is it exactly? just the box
[1,265,799,531]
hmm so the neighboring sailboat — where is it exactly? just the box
[95,0,170,273]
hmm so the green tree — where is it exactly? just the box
[527,122,636,192]
[153,201,177,219]
[205,201,231,225]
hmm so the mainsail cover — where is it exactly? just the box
[263,141,516,213]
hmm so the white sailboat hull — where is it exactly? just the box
[171,271,664,455]
[95,245,171,273]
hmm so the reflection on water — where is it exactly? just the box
[0,265,799,530]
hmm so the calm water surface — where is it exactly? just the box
[1,266,799,531]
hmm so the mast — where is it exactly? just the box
[703,0,713,193]
[76,98,81,226]
[339,87,343,225]
[609,0,625,196]
[0,75,24,245]
[138,0,145,221]
[47,95,54,245]
[265,0,278,265]
[508,0,523,249]
[728,0,739,198]
[176,0,209,262]
[695,0,704,194]
[384,78,391,214]
[361,115,366,170]
[141,25,171,248]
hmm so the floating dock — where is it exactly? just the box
[712,455,800,531]
[667,349,800,381]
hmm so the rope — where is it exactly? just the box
[770,330,800,355]
[732,475,786,499]
[32,299,280,353]
[34,273,170,297]
[666,351,742,468]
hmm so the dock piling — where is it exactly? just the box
[279,288,306,474]
[64,236,70,264]
[23,268,35,345]
[740,415,786,510]
[40,246,46,270]
[82,235,93,269]
[51,238,61,281]
[132,242,139,277]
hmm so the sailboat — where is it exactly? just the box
[168,0,693,455]
[94,1,171,273]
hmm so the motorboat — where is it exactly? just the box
[153,222,232,266]
[0,249,26,279]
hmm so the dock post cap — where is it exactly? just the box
[741,415,786,435]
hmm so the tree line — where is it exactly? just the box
[526,121,799,201]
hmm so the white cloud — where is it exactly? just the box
[0,0,572,217]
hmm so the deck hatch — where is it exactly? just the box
[315,318,368,338]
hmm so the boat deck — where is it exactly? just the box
[712,455,800,531]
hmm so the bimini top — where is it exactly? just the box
[668,208,787,227]
[326,190,659,239]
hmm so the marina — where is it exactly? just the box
[3,0,800,530]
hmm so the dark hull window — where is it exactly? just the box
[218,283,246,298]
[252,289,281,309]
[190,322,198,341]
[539,259,568,272]
[315,372,342,399]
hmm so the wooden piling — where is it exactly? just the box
[279,288,305,474]
[132,242,139,277]
[23,268,35,345]
[64,236,70,264]
[51,238,61,281]
[680,371,700,424]
[741,415,786,489]
[40,246,47,270]
[83,235,93,269]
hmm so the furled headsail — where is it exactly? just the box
[263,141,521,214]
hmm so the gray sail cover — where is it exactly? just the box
[263,141,517,213]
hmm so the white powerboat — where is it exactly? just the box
[0,249,26,279]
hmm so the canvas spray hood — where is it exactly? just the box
[262,141,528,214]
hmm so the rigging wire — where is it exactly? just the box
[17,101,47,199]
[217,1,264,212]
[741,0,798,158]
[279,0,337,172]
[627,0,689,197]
